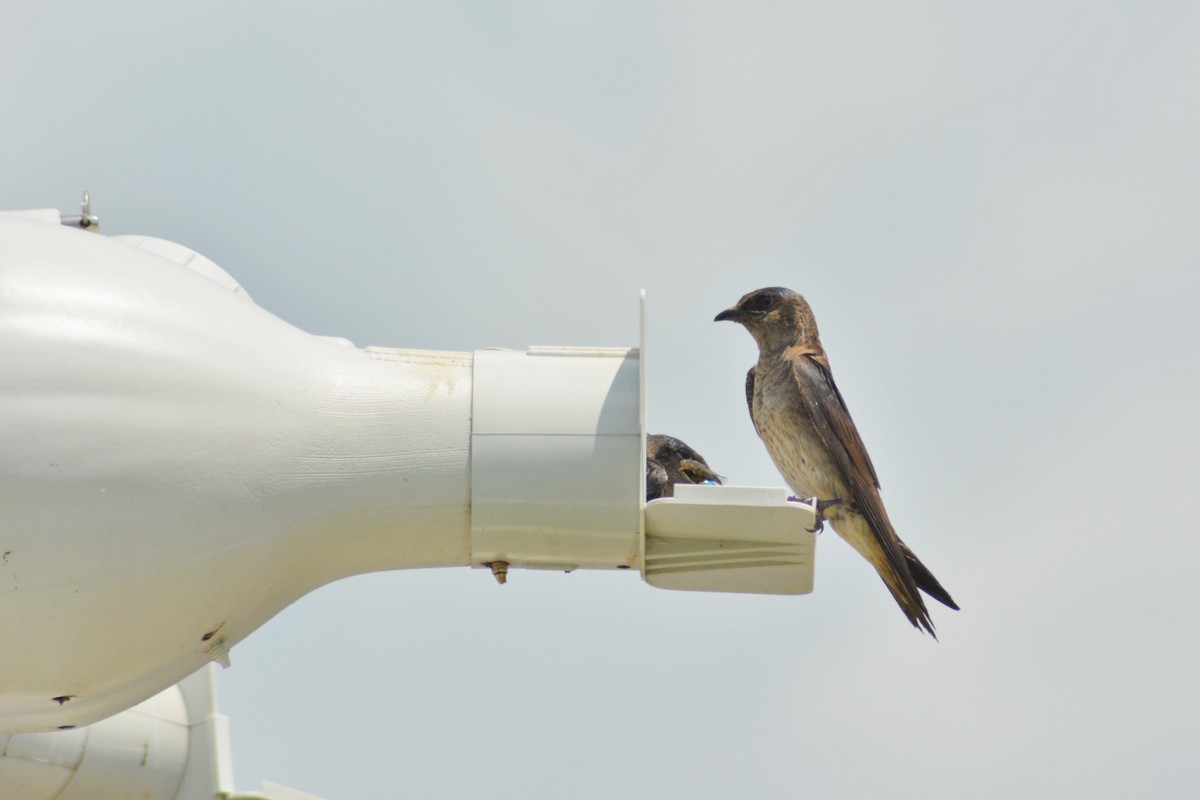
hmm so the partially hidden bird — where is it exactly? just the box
[715,287,957,636]
[646,434,723,501]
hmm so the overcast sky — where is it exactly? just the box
[5,2,1199,798]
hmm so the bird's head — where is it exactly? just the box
[645,434,724,500]
[714,286,819,352]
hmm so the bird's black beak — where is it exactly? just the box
[714,307,744,323]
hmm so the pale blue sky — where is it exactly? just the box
[4,3,1199,797]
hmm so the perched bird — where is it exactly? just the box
[716,287,957,635]
[646,434,723,501]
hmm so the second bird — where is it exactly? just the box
[716,287,957,636]
[646,433,723,501]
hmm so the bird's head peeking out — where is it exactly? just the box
[645,434,723,501]
[714,286,820,353]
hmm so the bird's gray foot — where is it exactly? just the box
[805,497,844,533]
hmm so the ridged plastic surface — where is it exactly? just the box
[644,485,816,594]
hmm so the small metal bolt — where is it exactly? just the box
[488,561,509,585]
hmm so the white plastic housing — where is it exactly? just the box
[1,212,817,738]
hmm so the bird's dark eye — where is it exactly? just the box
[742,293,776,313]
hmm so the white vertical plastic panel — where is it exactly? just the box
[175,666,234,800]
[637,291,649,567]
[0,728,86,799]
[471,347,641,571]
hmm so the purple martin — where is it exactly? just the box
[646,434,723,501]
[716,287,957,636]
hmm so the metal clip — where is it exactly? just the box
[61,190,100,232]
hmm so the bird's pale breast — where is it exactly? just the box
[751,360,846,502]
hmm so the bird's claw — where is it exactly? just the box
[804,497,844,533]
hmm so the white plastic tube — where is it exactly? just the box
[471,346,641,572]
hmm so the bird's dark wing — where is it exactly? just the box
[784,348,880,493]
[786,352,958,614]
[800,354,879,487]
[784,347,924,618]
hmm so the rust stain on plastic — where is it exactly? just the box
[201,621,226,642]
